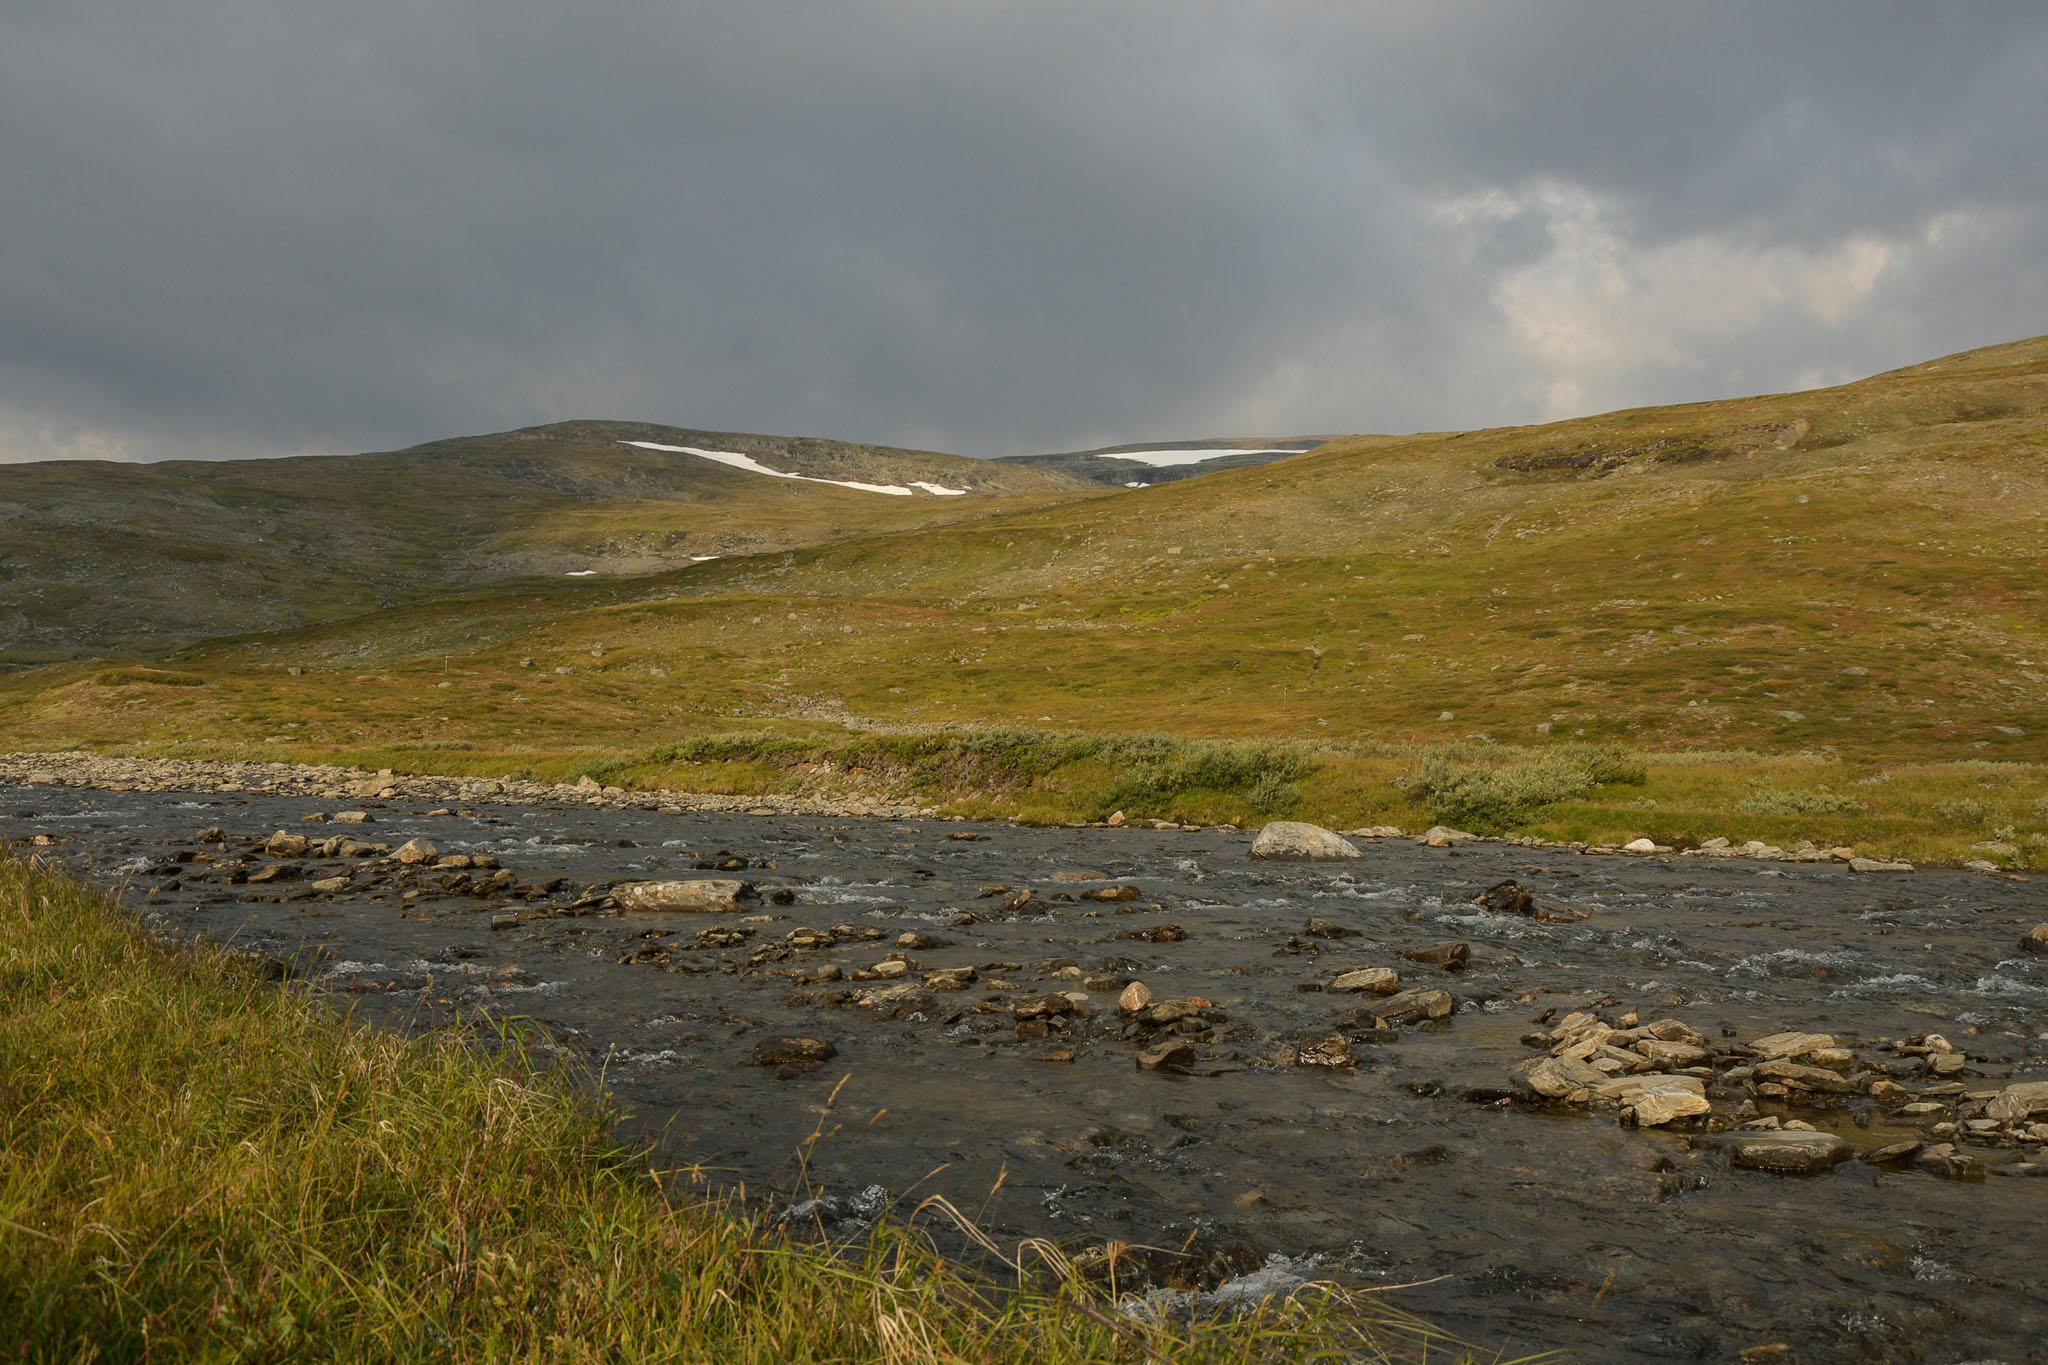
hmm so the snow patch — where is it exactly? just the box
[623,441,967,497]
[1098,448,1299,468]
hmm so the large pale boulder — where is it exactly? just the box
[1250,822,1361,860]
[1727,1130,1853,1174]
[614,879,749,913]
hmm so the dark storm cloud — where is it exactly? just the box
[2,1,2045,463]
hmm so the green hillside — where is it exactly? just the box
[0,421,1090,663]
[4,337,2046,861]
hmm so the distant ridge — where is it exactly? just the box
[995,436,1332,486]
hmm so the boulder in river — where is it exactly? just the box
[1372,988,1454,1025]
[1727,1130,1853,1174]
[1250,822,1362,860]
[1118,981,1155,1014]
[1750,1031,1834,1061]
[1514,1054,1609,1100]
[1402,941,1470,971]
[1985,1080,2048,1123]
[1138,1040,1195,1071]
[1328,967,1400,995]
[2020,923,2048,954]
[264,830,310,856]
[1296,1035,1357,1067]
[1472,880,1536,916]
[615,879,750,913]
[393,838,438,866]
[751,1036,837,1067]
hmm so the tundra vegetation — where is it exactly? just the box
[2,336,2045,865]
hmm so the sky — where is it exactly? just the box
[3,1,2045,464]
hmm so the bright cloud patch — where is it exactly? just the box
[1436,181,1906,420]
[1097,448,1300,468]
[622,440,965,496]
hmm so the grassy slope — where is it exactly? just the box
[1,852,1494,1363]
[0,422,1089,664]
[2,337,2045,861]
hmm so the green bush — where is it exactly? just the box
[1407,743,1646,833]
[1932,797,1991,827]
[1101,737,1326,816]
[1734,786,1869,817]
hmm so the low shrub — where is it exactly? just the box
[1407,743,1647,833]
[1735,787,1870,817]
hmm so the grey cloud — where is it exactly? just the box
[2,1,2044,463]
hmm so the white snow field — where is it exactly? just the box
[621,441,966,496]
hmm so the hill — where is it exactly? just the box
[0,421,1092,663]
[3,336,2045,861]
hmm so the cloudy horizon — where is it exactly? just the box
[4,2,2045,464]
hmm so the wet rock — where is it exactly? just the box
[264,830,311,856]
[1632,1038,1709,1069]
[393,838,439,866]
[1515,1054,1610,1099]
[247,863,299,884]
[309,874,350,894]
[195,826,224,844]
[1402,941,1469,971]
[2020,923,2048,954]
[1753,1060,1857,1094]
[855,983,928,1017]
[1116,923,1187,943]
[1472,880,1535,916]
[1985,1080,2048,1123]
[1616,1078,1711,1127]
[333,811,372,824]
[1138,1040,1195,1071]
[869,960,910,979]
[1727,1130,1853,1174]
[615,879,750,913]
[751,1036,837,1067]
[1848,857,1912,873]
[1036,1048,1077,1063]
[924,966,976,991]
[1296,1035,1357,1067]
[1249,822,1361,860]
[1914,1143,1982,1179]
[1421,826,1477,847]
[1750,1031,1834,1061]
[1371,988,1454,1025]
[1862,1141,1922,1164]
[1083,884,1142,902]
[1013,993,1077,1021]
[1300,915,1358,939]
[1328,967,1400,995]
[1118,981,1155,1014]
[895,931,951,950]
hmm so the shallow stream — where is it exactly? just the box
[9,785,2046,1363]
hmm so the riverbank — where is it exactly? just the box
[4,746,2042,872]
[0,850,1491,1363]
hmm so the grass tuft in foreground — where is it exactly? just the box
[0,853,1521,1363]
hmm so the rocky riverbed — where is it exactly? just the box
[7,768,2047,1363]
